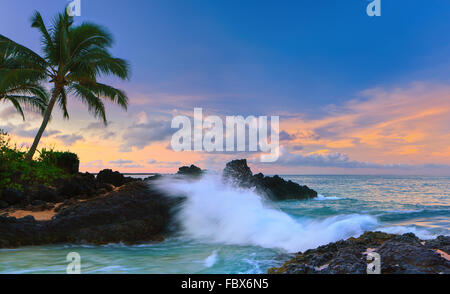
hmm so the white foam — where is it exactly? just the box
[204,250,218,267]
[314,194,343,201]
[154,174,378,253]
[378,225,441,240]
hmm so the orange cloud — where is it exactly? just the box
[281,83,450,167]
[2,82,450,174]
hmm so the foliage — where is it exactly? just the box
[0,8,130,159]
[0,46,49,120]
[0,130,71,193]
[38,148,79,174]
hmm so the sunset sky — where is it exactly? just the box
[1,0,450,175]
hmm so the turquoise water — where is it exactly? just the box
[0,175,449,274]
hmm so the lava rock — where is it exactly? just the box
[176,165,203,178]
[96,169,126,187]
[253,174,317,200]
[223,159,253,186]
[0,200,8,209]
[0,181,175,248]
[28,185,59,203]
[56,173,97,198]
[424,235,450,254]
[268,231,450,274]
[223,159,317,200]
[1,188,24,205]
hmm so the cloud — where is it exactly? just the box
[0,105,43,121]
[80,122,116,140]
[120,117,174,152]
[102,131,116,139]
[0,123,61,138]
[80,160,104,168]
[109,159,134,165]
[281,83,450,168]
[275,149,383,168]
[55,134,84,146]
[267,147,450,171]
[0,107,21,119]
[108,159,144,168]
[82,122,113,129]
[147,158,181,168]
[279,130,296,141]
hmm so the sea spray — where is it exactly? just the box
[204,250,218,267]
[154,174,378,252]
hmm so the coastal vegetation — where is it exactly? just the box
[0,8,130,160]
[0,130,77,193]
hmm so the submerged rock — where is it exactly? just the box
[223,159,317,200]
[268,231,450,274]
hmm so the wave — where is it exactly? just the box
[204,250,218,267]
[154,174,378,253]
[314,194,343,201]
[378,225,440,240]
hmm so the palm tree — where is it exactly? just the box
[0,9,130,160]
[0,42,48,119]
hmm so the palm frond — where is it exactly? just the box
[69,83,107,124]
[58,87,69,119]
[0,34,48,70]
[79,82,128,109]
[30,11,54,61]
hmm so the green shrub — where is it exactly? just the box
[0,130,73,193]
[38,149,80,174]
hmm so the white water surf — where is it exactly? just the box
[155,174,378,253]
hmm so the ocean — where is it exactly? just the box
[1,175,449,274]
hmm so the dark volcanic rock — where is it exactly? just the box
[253,174,317,200]
[176,165,203,177]
[96,169,137,187]
[27,185,59,203]
[377,233,449,274]
[56,173,98,198]
[96,169,126,187]
[424,235,450,254]
[0,200,8,209]
[223,160,253,186]
[1,188,24,205]
[0,181,174,248]
[223,159,317,200]
[268,231,450,274]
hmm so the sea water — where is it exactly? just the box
[0,175,449,274]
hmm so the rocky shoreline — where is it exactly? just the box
[268,231,450,274]
[0,181,175,247]
[1,160,449,274]
[0,159,317,247]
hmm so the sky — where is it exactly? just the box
[1,0,450,175]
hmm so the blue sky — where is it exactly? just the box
[2,0,449,113]
[1,0,450,174]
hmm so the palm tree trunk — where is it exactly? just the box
[26,88,60,160]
